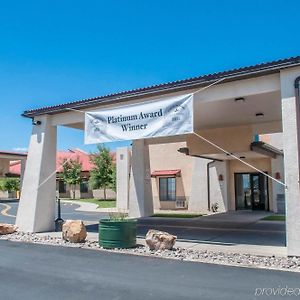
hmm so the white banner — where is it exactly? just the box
[84,94,193,144]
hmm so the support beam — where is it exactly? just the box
[116,147,131,212]
[16,115,57,232]
[271,156,285,213]
[189,157,209,212]
[280,67,300,256]
[128,140,153,217]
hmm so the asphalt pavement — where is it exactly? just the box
[0,240,299,300]
[0,200,108,224]
[0,200,19,224]
[0,201,286,247]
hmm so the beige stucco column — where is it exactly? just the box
[270,156,285,213]
[209,161,229,212]
[128,140,153,217]
[189,158,229,213]
[16,115,57,232]
[116,147,131,212]
[280,67,300,256]
[189,158,209,212]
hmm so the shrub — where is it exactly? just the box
[0,177,20,192]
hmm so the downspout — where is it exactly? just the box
[207,160,215,211]
[177,147,223,212]
[189,154,223,211]
[294,76,300,182]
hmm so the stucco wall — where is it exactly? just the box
[209,161,230,212]
[187,125,254,156]
[56,181,116,199]
[260,132,283,150]
[0,159,10,177]
[148,142,194,209]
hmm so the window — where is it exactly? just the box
[80,181,89,193]
[58,181,66,193]
[159,177,176,201]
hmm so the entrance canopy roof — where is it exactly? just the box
[20,56,300,160]
[22,56,300,118]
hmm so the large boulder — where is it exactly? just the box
[0,223,17,235]
[145,229,176,250]
[62,220,87,243]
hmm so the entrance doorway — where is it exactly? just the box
[235,173,269,210]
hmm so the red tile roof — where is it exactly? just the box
[151,169,181,177]
[9,161,22,175]
[9,149,116,176]
[56,149,92,172]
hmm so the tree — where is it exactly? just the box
[111,164,117,192]
[61,158,82,199]
[89,145,115,200]
[0,178,20,193]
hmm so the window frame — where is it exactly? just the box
[159,177,176,201]
[80,180,89,193]
[58,180,66,194]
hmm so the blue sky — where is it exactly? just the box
[0,0,299,152]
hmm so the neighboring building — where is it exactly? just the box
[10,149,116,199]
[0,150,27,199]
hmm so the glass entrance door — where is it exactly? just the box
[235,173,268,210]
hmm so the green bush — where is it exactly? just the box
[0,177,20,192]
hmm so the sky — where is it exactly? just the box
[0,0,299,153]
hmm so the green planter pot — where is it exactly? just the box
[99,219,137,249]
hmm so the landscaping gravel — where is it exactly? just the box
[1,231,300,272]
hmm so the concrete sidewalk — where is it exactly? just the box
[61,200,119,213]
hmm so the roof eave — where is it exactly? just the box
[22,58,300,118]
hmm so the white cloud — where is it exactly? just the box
[12,147,28,152]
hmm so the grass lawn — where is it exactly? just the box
[62,198,116,208]
[152,213,202,218]
[262,214,286,221]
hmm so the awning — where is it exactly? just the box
[250,141,283,159]
[151,169,181,177]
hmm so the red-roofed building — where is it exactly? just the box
[8,148,116,199]
[0,150,27,198]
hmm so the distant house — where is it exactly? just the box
[9,148,116,199]
[0,150,27,199]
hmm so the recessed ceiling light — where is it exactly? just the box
[234,97,245,102]
[255,112,264,117]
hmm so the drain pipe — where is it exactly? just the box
[294,76,300,181]
[177,147,223,211]
[196,155,223,211]
[207,160,215,211]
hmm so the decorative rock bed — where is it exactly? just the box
[1,231,300,272]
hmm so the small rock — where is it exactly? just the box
[0,223,17,235]
[145,229,176,250]
[62,220,87,243]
